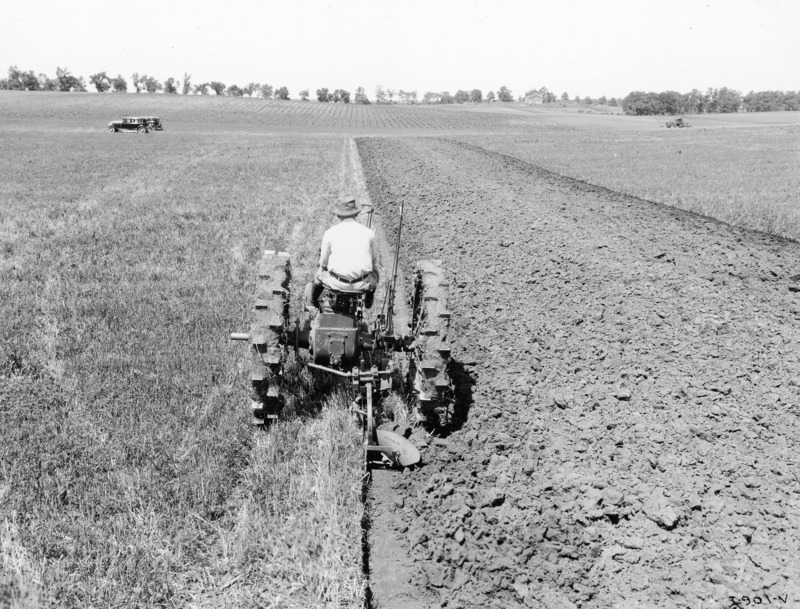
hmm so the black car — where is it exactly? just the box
[107,117,163,133]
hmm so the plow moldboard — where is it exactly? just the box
[375,429,420,467]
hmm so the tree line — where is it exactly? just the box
[622,88,800,115]
[0,66,294,99]
[9,66,795,114]
[0,66,517,106]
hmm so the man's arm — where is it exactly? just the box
[369,231,379,270]
[319,229,332,268]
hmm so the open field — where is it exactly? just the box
[4,91,797,239]
[2,94,800,608]
[458,125,800,240]
[0,91,544,133]
[0,124,366,606]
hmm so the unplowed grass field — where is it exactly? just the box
[0,124,367,607]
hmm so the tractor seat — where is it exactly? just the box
[319,288,364,315]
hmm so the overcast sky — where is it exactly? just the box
[3,0,799,99]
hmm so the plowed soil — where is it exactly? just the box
[356,137,800,609]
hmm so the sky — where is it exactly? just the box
[3,0,799,99]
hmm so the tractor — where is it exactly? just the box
[230,203,452,468]
[666,117,690,128]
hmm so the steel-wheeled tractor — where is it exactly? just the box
[666,117,690,128]
[231,205,452,468]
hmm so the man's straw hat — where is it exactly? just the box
[334,195,360,218]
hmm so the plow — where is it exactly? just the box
[230,203,452,468]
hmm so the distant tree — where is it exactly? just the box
[598,95,608,105]
[387,88,396,103]
[259,83,273,98]
[354,86,370,104]
[561,91,569,102]
[440,91,453,104]
[226,84,243,96]
[275,86,289,100]
[193,82,209,95]
[38,72,58,91]
[23,68,40,90]
[657,91,682,114]
[682,89,706,114]
[375,85,387,103]
[4,66,21,89]
[398,89,417,104]
[89,71,111,92]
[333,88,350,103]
[486,90,495,102]
[57,67,85,92]
[298,89,309,101]
[583,96,593,105]
[131,72,141,93]
[743,90,786,112]
[454,89,470,103]
[712,87,742,113]
[574,95,581,103]
[164,77,178,94]
[497,85,513,102]
[111,74,127,93]
[470,89,482,103]
[182,73,192,95]
[316,87,331,102]
[140,75,162,93]
[6,66,40,90]
[622,91,659,115]
[784,91,800,111]
[242,82,259,97]
[209,81,226,95]
[608,97,617,107]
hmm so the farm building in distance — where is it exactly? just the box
[525,92,544,105]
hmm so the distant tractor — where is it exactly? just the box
[666,117,690,128]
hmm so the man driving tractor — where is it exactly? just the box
[309,195,379,309]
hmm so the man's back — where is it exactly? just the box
[320,219,376,280]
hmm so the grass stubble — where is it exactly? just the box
[0,126,366,607]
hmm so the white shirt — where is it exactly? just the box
[319,218,377,280]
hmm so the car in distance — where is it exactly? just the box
[107,117,163,133]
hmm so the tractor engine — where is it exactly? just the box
[309,311,374,367]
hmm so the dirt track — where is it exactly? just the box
[356,137,800,609]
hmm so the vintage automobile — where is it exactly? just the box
[107,117,163,133]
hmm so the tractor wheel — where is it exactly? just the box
[249,250,291,424]
[409,260,452,428]
[108,126,115,133]
[137,125,146,134]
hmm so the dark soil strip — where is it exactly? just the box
[356,136,800,609]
